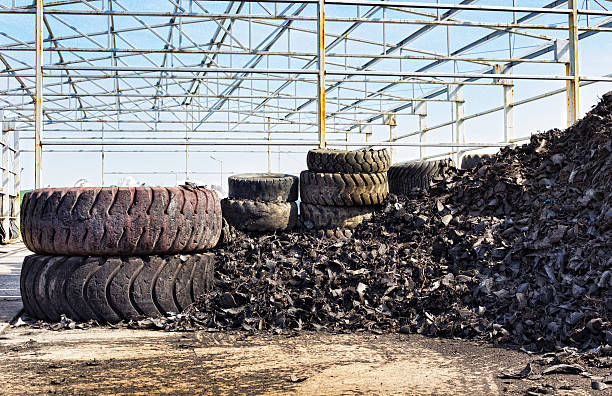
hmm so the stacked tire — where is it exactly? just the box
[221,173,299,232]
[19,186,222,324]
[300,148,390,237]
[388,159,454,195]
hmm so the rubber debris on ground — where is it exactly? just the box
[180,92,611,357]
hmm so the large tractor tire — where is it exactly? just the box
[20,253,215,323]
[306,148,390,173]
[300,171,388,207]
[228,173,298,202]
[388,160,453,195]
[21,186,222,256]
[300,202,374,230]
[221,199,297,232]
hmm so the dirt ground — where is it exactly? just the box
[0,326,605,395]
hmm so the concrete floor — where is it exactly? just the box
[0,242,29,333]
[0,243,603,395]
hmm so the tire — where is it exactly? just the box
[228,173,298,202]
[20,253,215,323]
[221,199,297,232]
[388,159,453,195]
[21,186,222,256]
[307,148,390,173]
[300,171,388,207]
[461,154,494,169]
[300,202,374,229]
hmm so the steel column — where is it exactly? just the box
[34,0,43,188]
[567,0,580,125]
[449,84,465,165]
[504,82,515,143]
[317,0,326,148]
[2,117,8,243]
[267,116,272,173]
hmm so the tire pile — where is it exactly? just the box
[221,173,299,232]
[300,148,390,237]
[19,185,222,323]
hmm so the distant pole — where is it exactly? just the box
[35,0,43,188]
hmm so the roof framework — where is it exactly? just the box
[0,0,610,186]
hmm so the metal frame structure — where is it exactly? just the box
[0,114,20,243]
[0,0,610,187]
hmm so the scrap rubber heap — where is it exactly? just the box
[182,93,612,355]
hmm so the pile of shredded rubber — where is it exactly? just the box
[172,92,611,356]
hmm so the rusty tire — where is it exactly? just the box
[20,253,215,323]
[299,171,388,207]
[20,186,222,256]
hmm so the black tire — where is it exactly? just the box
[21,186,222,256]
[300,202,374,229]
[307,148,390,173]
[461,154,495,169]
[221,199,298,232]
[388,159,453,195]
[300,171,388,207]
[228,173,298,202]
[20,253,215,323]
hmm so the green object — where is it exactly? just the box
[19,190,32,206]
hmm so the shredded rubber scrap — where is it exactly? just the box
[185,92,612,355]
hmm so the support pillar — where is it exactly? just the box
[267,117,271,173]
[566,0,580,125]
[317,0,326,148]
[1,116,9,243]
[35,0,43,188]
[418,115,427,160]
[449,85,464,166]
[496,64,514,144]
[385,113,396,164]
[414,101,427,161]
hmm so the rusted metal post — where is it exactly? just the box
[35,0,43,188]
[317,0,326,149]
[566,0,580,125]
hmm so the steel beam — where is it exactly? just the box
[34,0,43,188]
[567,0,580,125]
[317,0,326,148]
